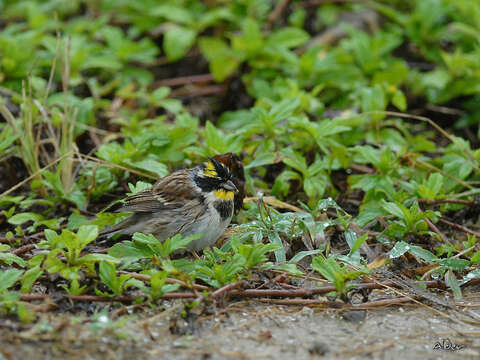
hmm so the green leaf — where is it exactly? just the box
[99,261,117,292]
[267,232,286,263]
[109,240,154,264]
[8,212,44,225]
[269,98,300,123]
[268,27,310,48]
[348,232,368,257]
[80,254,120,263]
[0,269,23,292]
[434,258,470,270]
[445,270,462,300]
[409,245,437,263]
[77,225,98,246]
[360,84,387,113]
[392,89,407,111]
[381,201,405,219]
[232,18,263,54]
[67,213,90,231]
[198,37,243,81]
[245,153,276,169]
[151,5,194,24]
[289,250,320,263]
[20,266,43,293]
[0,251,27,267]
[471,250,480,264]
[127,181,153,195]
[134,159,168,177]
[312,256,342,284]
[164,25,197,61]
[390,241,410,258]
[204,121,225,152]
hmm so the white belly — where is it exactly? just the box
[182,208,232,251]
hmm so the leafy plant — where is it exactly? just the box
[96,262,144,297]
[109,232,201,266]
[39,225,118,280]
[312,256,369,299]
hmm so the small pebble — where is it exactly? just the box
[341,310,366,323]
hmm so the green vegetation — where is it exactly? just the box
[1,0,480,326]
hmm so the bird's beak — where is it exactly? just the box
[223,180,238,192]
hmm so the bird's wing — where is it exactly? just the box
[111,169,196,213]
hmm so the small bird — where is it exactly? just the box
[100,157,240,252]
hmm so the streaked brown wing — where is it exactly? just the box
[112,169,195,213]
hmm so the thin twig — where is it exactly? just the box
[0,151,73,198]
[414,159,473,190]
[11,244,36,256]
[153,74,214,87]
[18,279,480,305]
[450,245,476,260]
[66,292,197,302]
[425,104,465,116]
[300,0,361,6]
[371,110,479,174]
[258,296,418,308]
[418,198,474,206]
[20,294,51,301]
[438,218,480,238]
[244,196,304,212]
[0,237,24,244]
[211,281,245,298]
[257,298,345,306]
[117,271,209,291]
[350,163,376,174]
[76,152,157,179]
[169,84,227,98]
[418,206,451,243]
[267,0,290,28]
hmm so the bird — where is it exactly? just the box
[99,156,241,252]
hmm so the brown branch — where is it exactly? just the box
[66,295,143,302]
[20,294,51,301]
[18,279,480,305]
[0,237,24,244]
[66,292,197,302]
[350,296,420,309]
[153,74,214,88]
[229,278,480,299]
[425,104,465,116]
[117,271,209,291]
[349,163,376,174]
[418,199,474,206]
[257,296,418,308]
[267,0,290,28]
[300,0,362,7]
[438,218,480,238]
[11,244,36,255]
[211,281,245,298]
[418,206,451,243]
[258,298,344,306]
[425,217,451,243]
[169,84,227,98]
[229,288,326,298]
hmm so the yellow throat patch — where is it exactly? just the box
[213,189,235,200]
[203,160,218,178]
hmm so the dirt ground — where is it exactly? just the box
[2,289,480,360]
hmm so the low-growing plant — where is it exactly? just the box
[38,225,118,280]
